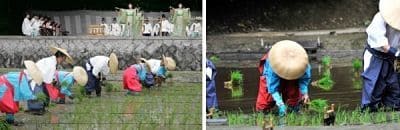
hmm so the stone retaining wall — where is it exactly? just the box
[207,33,366,68]
[0,36,202,71]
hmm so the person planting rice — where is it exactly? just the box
[27,46,73,114]
[122,56,175,95]
[256,40,311,116]
[83,53,118,97]
[206,59,218,118]
[53,66,88,104]
[0,61,43,125]
[122,58,152,95]
[142,55,176,87]
[361,0,400,112]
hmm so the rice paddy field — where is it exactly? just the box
[0,75,201,130]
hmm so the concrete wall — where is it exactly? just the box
[32,10,202,35]
[0,36,201,71]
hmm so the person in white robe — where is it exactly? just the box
[22,13,32,36]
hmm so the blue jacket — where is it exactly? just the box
[263,59,311,105]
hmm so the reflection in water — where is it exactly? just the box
[215,67,361,113]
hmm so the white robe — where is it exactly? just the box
[36,56,57,84]
[86,56,110,77]
[364,12,400,71]
[22,18,32,36]
[110,23,122,36]
[161,20,171,32]
[147,59,162,74]
[153,23,160,35]
[31,19,41,36]
[101,23,110,36]
[142,23,153,35]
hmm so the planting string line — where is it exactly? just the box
[92,94,201,97]
[48,112,202,115]
[22,122,202,125]
[72,101,200,104]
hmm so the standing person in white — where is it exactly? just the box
[100,18,110,36]
[31,16,41,36]
[142,18,152,36]
[22,13,32,36]
[153,18,161,36]
[160,14,171,36]
[190,17,201,38]
[110,18,122,36]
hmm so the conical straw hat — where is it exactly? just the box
[72,66,88,86]
[50,46,73,64]
[162,55,176,71]
[379,0,400,30]
[24,60,43,85]
[108,53,119,74]
[269,40,309,80]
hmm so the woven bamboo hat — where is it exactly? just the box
[379,0,400,30]
[269,40,309,80]
[72,66,88,86]
[50,46,73,64]
[24,60,43,85]
[109,53,119,74]
[162,55,176,71]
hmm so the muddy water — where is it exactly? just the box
[215,67,361,113]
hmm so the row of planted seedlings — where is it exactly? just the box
[223,105,400,126]
[24,82,201,129]
[219,56,387,127]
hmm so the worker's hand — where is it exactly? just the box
[383,44,390,53]
[302,94,310,104]
[278,104,286,117]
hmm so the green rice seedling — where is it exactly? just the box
[352,58,362,73]
[352,58,363,89]
[309,99,328,113]
[316,76,334,91]
[321,56,331,68]
[230,70,243,86]
[36,92,47,103]
[0,119,10,130]
[313,56,335,91]
[209,55,220,63]
[104,82,115,92]
[231,86,243,98]
[166,72,173,79]
[229,70,244,98]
